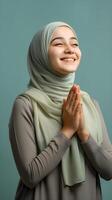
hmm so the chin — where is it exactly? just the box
[62,69,76,76]
[67,66,79,73]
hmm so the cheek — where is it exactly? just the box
[48,46,63,58]
[76,48,82,60]
[48,50,58,70]
[49,51,60,65]
[48,49,56,60]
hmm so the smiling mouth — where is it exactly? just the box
[60,58,76,62]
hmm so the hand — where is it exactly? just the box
[61,84,82,139]
[77,94,90,142]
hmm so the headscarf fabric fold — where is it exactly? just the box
[23,21,102,186]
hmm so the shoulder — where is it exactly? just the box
[9,94,34,128]
[14,94,32,110]
[10,94,34,122]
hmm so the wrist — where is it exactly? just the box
[78,129,90,142]
[60,127,75,139]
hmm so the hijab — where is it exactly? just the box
[23,21,103,186]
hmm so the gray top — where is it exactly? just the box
[9,96,112,200]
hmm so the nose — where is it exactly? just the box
[64,44,75,54]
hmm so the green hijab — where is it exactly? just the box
[24,21,103,186]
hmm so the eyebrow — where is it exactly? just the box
[50,36,77,43]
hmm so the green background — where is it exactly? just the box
[0,0,112,199]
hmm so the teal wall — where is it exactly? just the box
[0,0,112,199]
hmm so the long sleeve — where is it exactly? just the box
[81,100,112,180]
[9,96,71,189]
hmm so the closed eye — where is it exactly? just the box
[72,43,78,47]
[54,43,63,46]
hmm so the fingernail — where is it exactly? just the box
[77,85,80,92]
[72,85,76,92]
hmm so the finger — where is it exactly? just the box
[69,92,80,112]
[79,103,82,115]
[66,91,76,110]
[76,85,81,100]
[76,85,81,92]
[80,103,84,117]
[74,102,82,117]
[72,84,78,92]
[62,99,67,111]
[71,93,79,111]
[74,103,81,123]
[72,91,81,111]
[66,90,73,107]
[66,85,80,111]
[66,84,77,103]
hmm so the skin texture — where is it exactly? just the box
[48,26,89,141]
[48,26,81,76]
[62,85,90,141]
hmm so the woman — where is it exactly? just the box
[9,21,112,200]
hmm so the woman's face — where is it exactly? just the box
[48,26,81,76]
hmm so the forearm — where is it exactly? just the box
[25,133,70,188]
[10,129,71,189]
[9,97,71,189]
[82,135,112,180]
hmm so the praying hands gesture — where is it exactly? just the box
[61,85,90,142]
